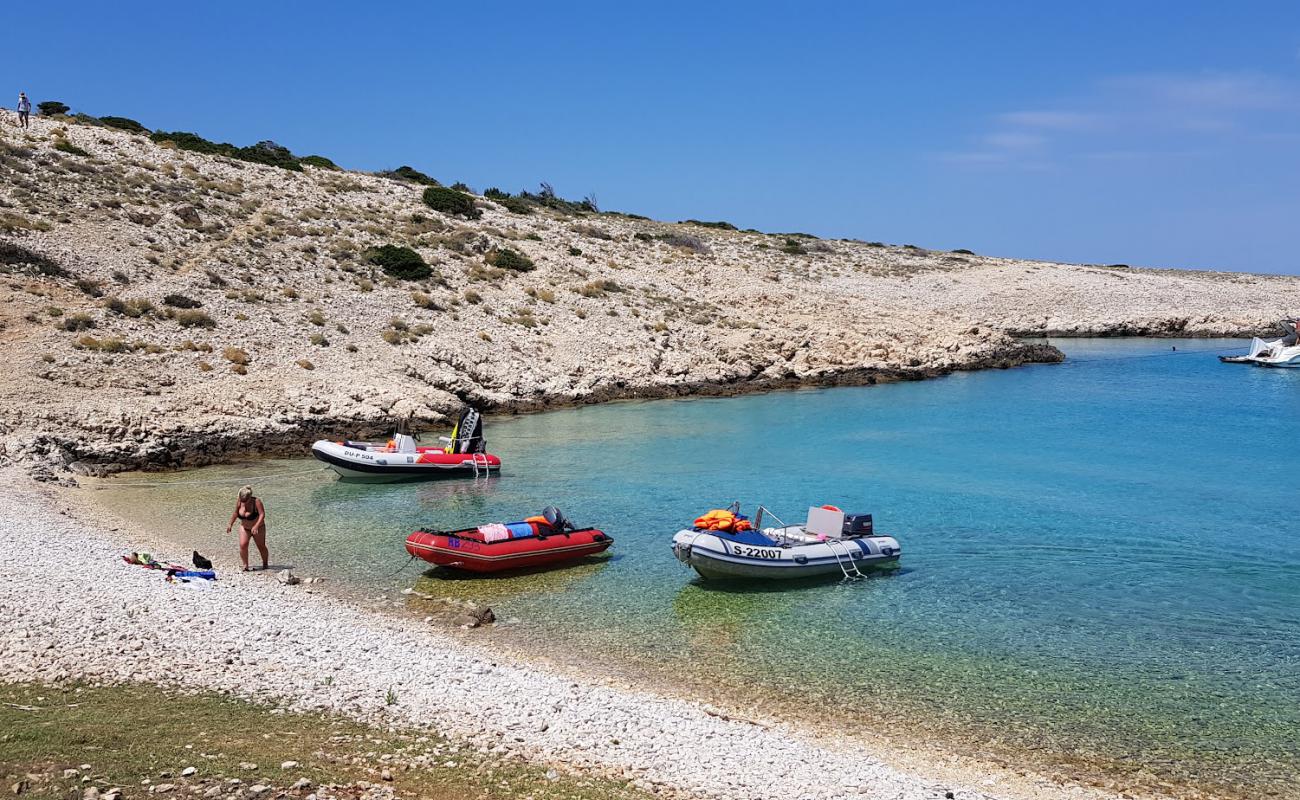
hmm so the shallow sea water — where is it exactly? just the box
[95,339,1300,798]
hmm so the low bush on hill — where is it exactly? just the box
[150,131,304,171]
[54,139,89,157]
[59,313,96,331]
[103,297,157,318]
[38,101,70,116]
[681,219,736,230]
[485,248,534,272]
[300,155,339,170]
[422,187,481,220]
[386,165,439,186]
[173,309,216,328]
[499,196,533,214]
[99,116,148,133]
[366,244,432,280]
[163,293,201,309]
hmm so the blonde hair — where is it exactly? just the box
[238,485,254,500]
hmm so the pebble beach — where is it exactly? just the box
[0,471,1138,800]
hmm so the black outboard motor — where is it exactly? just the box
[842,513,874,537]
[542,506,575,532]
[450,406,486,454]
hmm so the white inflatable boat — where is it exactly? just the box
[311,408,500,482]
[672,504,901,581]
[1220,319,1300,367]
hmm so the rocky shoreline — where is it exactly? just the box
[4,113,1298,480]
[11,340,1064,479]
[0,471,1139,800]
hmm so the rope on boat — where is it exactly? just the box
[1059,344,1248,365]
[383,553,419,578]
[96,465,326,490]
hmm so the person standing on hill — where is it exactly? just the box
[16,92,30,128]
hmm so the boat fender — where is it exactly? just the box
[820,504,842,512]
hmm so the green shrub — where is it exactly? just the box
[485,248,534,272]
[38,101,70,116]
[387,165,439,186]
[239,140,302,171]
[952,248,975,255]
[483,188,509,200]
[150,131,302,171]
[568,246,582,256]
[300,155,338,170]
[365,244,432,280]
[54,139,89,157]
[514,182,596,215]
[450,182,472,192]
[99,116,148,133]
[781,238,807,255]
[421,186,480,219]
[499,196,533,214]
[309,333,329,346]
[163,293,201,309]
[681,220,736,230]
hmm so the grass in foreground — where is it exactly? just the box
[0,683,649,800]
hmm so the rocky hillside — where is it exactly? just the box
[2,112,1298,475]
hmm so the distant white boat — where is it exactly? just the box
[1221,319,1300,368]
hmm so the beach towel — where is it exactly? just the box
[478,523,510,543]
[505,522,535,540]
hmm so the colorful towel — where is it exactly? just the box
[505,522,535,540]
[478,523,510,543]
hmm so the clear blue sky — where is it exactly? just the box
[12,1,1300,273]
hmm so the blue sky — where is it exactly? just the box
[12,1,1300,273]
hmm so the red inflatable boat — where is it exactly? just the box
[405,507,612,573]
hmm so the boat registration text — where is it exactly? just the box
[728,545,782,559]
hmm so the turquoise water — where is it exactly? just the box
[97,339,1300,798]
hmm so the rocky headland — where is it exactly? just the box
[1,111,1298,476]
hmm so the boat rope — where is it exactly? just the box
[94,465,326,490]
[383,553,419,578]
[1059,344,1248,365]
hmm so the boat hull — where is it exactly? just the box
[671,529,900,581]
[406,528,612,573]
[311,441,500,482]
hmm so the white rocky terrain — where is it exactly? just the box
[1,111,1298,475]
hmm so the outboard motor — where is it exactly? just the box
[842,513,874,537]
[542,505,574,532]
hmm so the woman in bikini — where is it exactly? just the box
[226,485,269,571]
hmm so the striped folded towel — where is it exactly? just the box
[478,523,510,543]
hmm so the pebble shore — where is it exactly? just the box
[0,473,1133,800]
